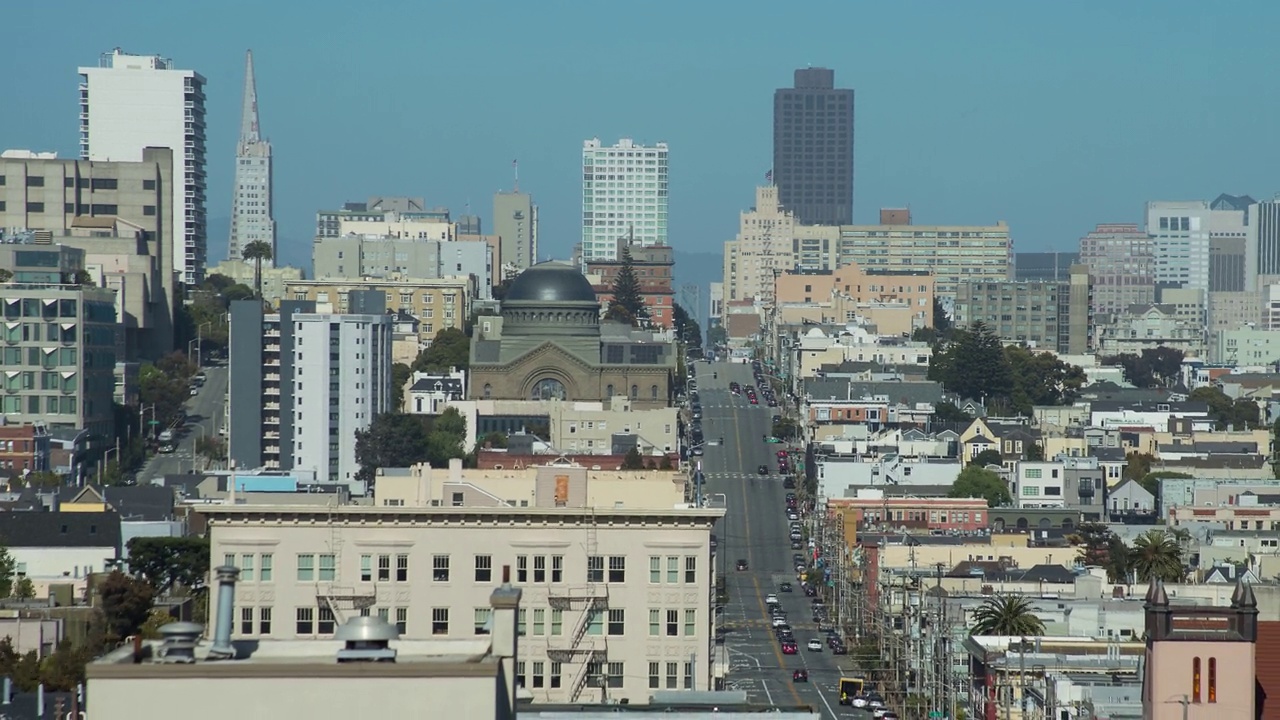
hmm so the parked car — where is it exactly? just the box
[757,465,769,475]
[765,594,779,606]
[792,670,808,682]
[779,582,793,593]
[736,559,748,571]
[806,639,823,652]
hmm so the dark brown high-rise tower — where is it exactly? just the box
[772,67,854,225]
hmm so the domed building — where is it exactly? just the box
[468,262,676,408]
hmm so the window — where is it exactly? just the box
[666,609,679,636]
[666,662,678,689]
[25,176,44,187]
[683,662,694,689]
[667,556,679,583]
[1208,657,1216,703]
[631,384,638,399]
[649,609,660,636]
[241,554,255,582]
[318,607,336,634]
[517,608,526,636]
[551,555,563,582]
[1193,657,1201,703]
[551,608,563,636]
[398,554,411,582]
[360,554,372,582]
[224,553,235,568]
[649,556,661,583]
[516,661,526,689]
[649,662,660,689]
[684,608,696,636]
[240,607,254,634]
[532,661,545,689]
[474,607,491,635]
[532,608,545,636]
[26,202,45,213]
[608,556,626,582]
[296,554,315,582]
[533,555,546,583]
[587,556,604,582]
[1024,468,1042,479]
[259,607,272,635]
[550,662,562,689]
[394,608,407,634]
[432,607,449,635]
[296,607,314,634]
[260,554,273,582]
[475,554,492,582]
[517,555,528,582]
[318,554,336,581]
[378,554,391,581]
[608,608,625,636]
[606,662,624,689]
[685,556,697,583]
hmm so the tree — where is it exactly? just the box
[0,269,12,282]
[932,297,952,336]
[241,240,274,298]
[25,470,64,489]
[659,455,674,470]
[12,577,34,600]
[0,545,15,599]
[1004,345,1086,414]
[969,449,1003,468]
[425,407,468,468]
[126,536,211,595]
[1189,386,1259,430]
[772,416,800,441]
[620,447,646,470]
[933,400,971,423]
[605,246,649,326]
[354,413,431,485]
[1070,522,1131,582]
[1138,470,1190,498]
[1123,452,1154,483]
[1104,347,1185,388]
[391,362,412,411]
[72,269,95,286]
[672,303,703,349]
[139,363,191,430]
[1025,442,1045,461]
[411,327,470,373]
[928,323,1013,408]
[139,608,179,639]
[39,639,94,691]
[948,465,1011,507]
[1130,530,1185,583]
[195,435,226,464]
[970,594,1045,636]
[156,350,197,381]
[98,570,155,642]
[480,431,508,449]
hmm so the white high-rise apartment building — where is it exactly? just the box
[228,50,275,264]
[291,313,392,487]
[79,49,208,286]
[1146,200,1211,295]
[581,138,668,263]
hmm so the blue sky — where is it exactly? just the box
[3,1,1278,272]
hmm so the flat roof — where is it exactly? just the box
[200,505,725,521]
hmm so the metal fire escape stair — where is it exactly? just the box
[317,510,376,625]
[545,513,609,702]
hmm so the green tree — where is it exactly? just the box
[0,268,12,282]
[39,639,94,691]
[1123,452,1154,483]
[1005,345,1086,413]
[933,400,972,423]
[1130,530,1185,583]
[126,536,211,595]
[707,325,728,347]
[659,455,674,470]
[970,594,1046,636]
[772,416,800,441]
[672,303,703,349]
[605,246,650,326]
[425,408,468,468]
[156,350,197,381]
[354,413,431,485]
[932,297,952,336]
[480,431,508,449]
[1188,386,1259,430]
[411,327,471,373]
[948,465,1011,507]
[1138,470,1190,498]
[26,470,64,489]
[1070,522,1131,582]
[620,447,646,470]
[98,570,155,642]
[241,239,274,298]
[1025,442,1045,461]
[139,608,179,639]
[12,649,40,692]
[0,545,15,598]
[195,435,226,464]
[139,363,191,430]
[391,362,412,411]
[13,577,35,600]
[73,269,95,286]
[1142,347,1185,387]
[928,323,1013,407]
[969,449,1003,468]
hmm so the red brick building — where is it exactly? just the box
[588,240,676,328]
[828,495,989,532]
[0,422,51,477]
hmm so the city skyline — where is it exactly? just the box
[3,1,1278,274]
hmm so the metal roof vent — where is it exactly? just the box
[335,615,399,663]
[155,622,203,664]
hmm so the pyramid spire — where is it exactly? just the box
[239,50,260,144]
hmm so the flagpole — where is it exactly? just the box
[513,159,520,192]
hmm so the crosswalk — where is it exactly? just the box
[722,619,823,630]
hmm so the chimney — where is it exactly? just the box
[489,565,522,717]
[335,615,399,663]
[207,566,240,659]
[155,622,203,663]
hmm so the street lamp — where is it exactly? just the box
[138,403,157,440]
[98,445,120,485]
[197,320,213,367]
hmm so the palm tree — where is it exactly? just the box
[970,594,1046,637]
[241,240,273,298]
[1131,530,1185,583]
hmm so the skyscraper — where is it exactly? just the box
[494,190,537,271]
[581,138,668,263]
[228,50,276,265]
[773,67,854,225]
[79,48,208,285]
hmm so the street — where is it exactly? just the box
[138,363,229,481]
[695,360,869,719]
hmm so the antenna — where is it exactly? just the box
[512,159,519,193]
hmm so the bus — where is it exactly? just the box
[838,677,865,705]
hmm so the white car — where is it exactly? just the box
[772,617,788,628]
[851,696,869,709]
[765,594,779,606]
[806,639,823,652]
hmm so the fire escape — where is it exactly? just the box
[316,512,376,625]
[546,520,609,703]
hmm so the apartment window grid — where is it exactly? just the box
[665,662,678,689]
[608,556,625,582]
[587,555,604,582]
[607,608,625,636]
[432,554,448,582]
[474,607,491,635]
[260,554,273,582]
[431,607,448,635]
[475,554,492,582]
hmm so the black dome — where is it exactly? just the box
[505,262,598,304]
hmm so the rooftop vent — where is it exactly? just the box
[155,621,203,664]
[335,615,399,663]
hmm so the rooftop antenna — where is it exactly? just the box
[512,159,519,193]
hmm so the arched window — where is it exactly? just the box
[650,385,659,400]
[630,384,638,399]
[1208,657,1216,703]
[531,378,567,401]
[1192,657,1201,703]
[606,384,614,397]
[483,383,492,399]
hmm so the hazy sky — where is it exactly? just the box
[3,1,1278,271]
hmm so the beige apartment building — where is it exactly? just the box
[438,398,680,455]
[774,264,935,335]
[284,276,472,344]
[722,185,802,307]
[203,502,722,705]
[953,270,1090,354]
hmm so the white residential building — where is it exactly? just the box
[291,313,392,488]
[581,138,668,263]
[79,48,207,285]
[227,50,275,264]
[1146,201,1211,294]
[1012,460,1069,509]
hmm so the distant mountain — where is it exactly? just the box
[673,249,722,330]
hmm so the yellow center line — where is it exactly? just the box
[730,385,806,709]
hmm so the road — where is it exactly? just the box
[694,360,869,719]
[138,363,228,481]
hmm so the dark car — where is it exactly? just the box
[790,540,803,549]
[792,669,808,682]
[757,465,768,475]
[831,643,848,655]
[736,559,748,571]
[783,478,796,489]
[779,582,793,593]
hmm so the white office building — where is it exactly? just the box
[1146,201,1211,295]
[228,50,275,264]
[581,138,668,263]
[79,48,208,285]
[290,313,392,488]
